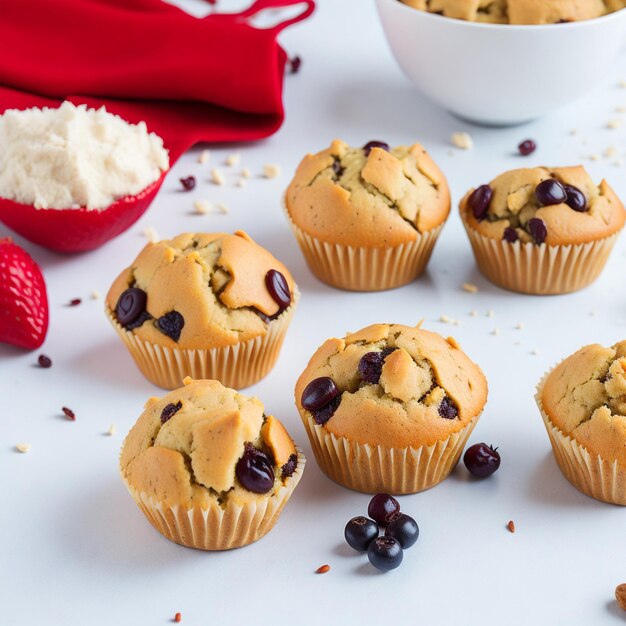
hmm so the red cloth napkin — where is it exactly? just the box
[0,0,315,161]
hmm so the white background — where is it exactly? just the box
[2,1,626,625]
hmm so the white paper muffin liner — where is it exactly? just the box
[461,212,621,295]
[535,367,626,506]
[284,198,443,291]
[300,413,478,494]
[123,448,306,550]
[106,292,298,390]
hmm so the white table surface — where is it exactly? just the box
[2,2,626,625]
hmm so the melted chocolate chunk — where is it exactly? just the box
[358,347,396,385]
[116,288,148,328]
[281,453,298,478]
[438,396,458,420]
[161,401,182,424]
[156,311,185,341]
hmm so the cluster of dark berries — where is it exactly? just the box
[344,494,419,572]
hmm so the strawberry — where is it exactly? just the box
[0,238,49,350]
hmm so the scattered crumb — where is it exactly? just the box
[616,105,626,113]
[469,309,478,317]
[66,298,82,307]
[211,168,225,185]
[451,131,473,150]
[315,564,331,574]
[143,226,159,243]
[263,163,281,179]
[607,119,621,129]
[614,159,624,167]
[486,309,494,318]
[604,146,618,158]
[507,520,516,533]
[447,149,454,157]
[447,336,460,350]
[241,167,252,179]
[107,423,116,437]
[193,200,211,215]
[217,203,230,214]
[62,407,76,421]
[174,613,182,623]
[235,179,247,188]
[415,319,425,329]
[90,290,101,300]
[589,153,600,161]
[589,310,597,317]
[15,443,31,454]
[452,319,461,327]
[462,282,478,293]
[619,80,626,88]
[516,323,525,330]
[514,341,521,346]
[530,349,539,356]
[615,584,626,611]
[569,129,577,135]
[491,328,500,336]
[225,153,240,167]
[198,149,210,164]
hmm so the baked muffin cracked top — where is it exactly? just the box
[106,231,296,349]
[461,166,625,246]
[286,139,450,247]
[295,324,487,448]
[541,342,626,465]
[120,378,299,508]
[399,0,625,24]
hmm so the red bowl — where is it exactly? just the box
[0,171,167,253]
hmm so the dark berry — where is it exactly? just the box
[38,354,52,368]
[179,176,196,191]
[358,347,395,384]
[161,401,182,424]
[62,407,75,421]
[116,288,148,328]
[367,537,403,572]
[125,310,152,330]
[503,227,519,243]
[467,184,492,221]
[66,298,81,307]
[438,396,458,419]
[281,453,298,478]
[518,139,536,156]
[563,184,587,212]
[157,311,185,341]
[528,217,547,244]
[344,516,379,552]
[385,513,419,549]
[535,179,566,206]
[368,493,400,526]
[289,55,302,74]
[301,377,340,412]
[363,141,390,156]
[311,395,340,425]
[236,443,275,494]
[463,443,501,478]
[265,269,291,313]
[332,159,345,177]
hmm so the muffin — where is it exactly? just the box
[285,139,450,291]
[106,231,298,389]
[460,166,625,295]
[399,0,625,24]
[294,323,487,493]
[120,377,305,549]
[536,342,626,505]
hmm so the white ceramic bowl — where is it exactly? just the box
[376,0,626,126]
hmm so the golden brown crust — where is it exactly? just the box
[106,231,296,349]
[294,323,488,448]
[542,341,626,466]
[121,378,300,509]
[285,139,450,247]
[460,166,625,246]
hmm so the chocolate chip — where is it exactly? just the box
[518,139,536,156]
[302,376,340,412]
[38,354,52,368]
[563,184,587,212]
[438,396,458,419]
[528,217,547,244]
[160,401,182,424]
[265,269,291,313]
[116,288,148,328]
[180,176,196,191]
[467,185,492,221]
[503,227,519,243]
[281,453,298,478]
[535,179,566,206]
[157,311,185,341]
[363,141,390,156]
[358,347,396,385]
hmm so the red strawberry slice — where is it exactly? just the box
[0,238,49,350]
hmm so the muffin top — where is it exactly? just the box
[286,139,450,247]
[541,342,626,466]
[120,378,299,508]
[295,323,487,448]
[106,231,296,350]
[399,0,624,24]
[460,166,625,246]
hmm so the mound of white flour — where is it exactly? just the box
[0,102,169,210]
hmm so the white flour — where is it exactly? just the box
[0,101,169,210]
